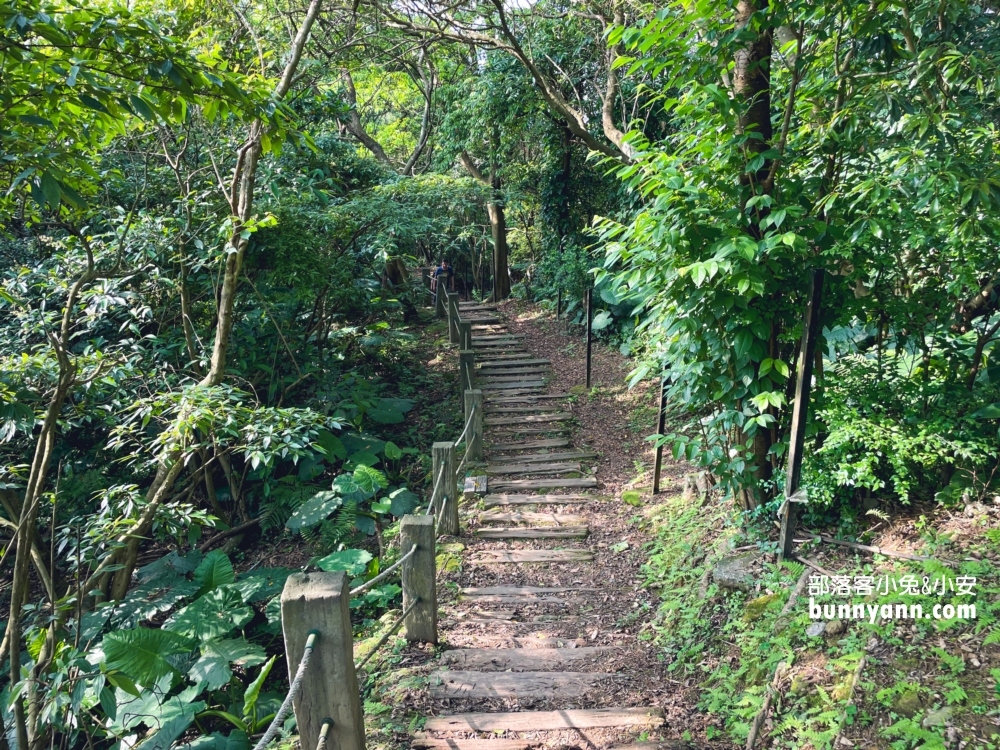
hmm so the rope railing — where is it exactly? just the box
[455,438,474,478]
[252,630,319,750]
[454,404,476,446]
[424,461,447,516]
[349,545,417,597]
[354,597,421,671]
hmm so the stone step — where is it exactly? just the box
[485,405,561,414]
[478,358,550,367]
[412,741,534,750]
[479,512,586,525]
[440,647,610,671]
[473,526,590,539]
[486,394,569,403]
[429,670,609,699]
[486,438,570,451]
[423,707,665,733]
[485,413,570,426]
[470,549,593,564]
[485,462,581,475]
[483,493,595,507]
[488,450,597,463]
[489,477,598,491]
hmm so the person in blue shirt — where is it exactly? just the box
[431,259,455,294]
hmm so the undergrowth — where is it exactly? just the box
[640,492,1000,748]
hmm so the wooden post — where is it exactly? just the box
[281,572,365,750]
[585,288,594,389]
[459,350,475,394]
[556,288,562,320]
[400,515,437,643]
[464,389,484,462]
[779,269,825,561]
[421,267,431,291]
[435,279,446,318]
[459,319,472,350]
[448,292,460,344]
[432,441,458,535]
[652,377,669,494]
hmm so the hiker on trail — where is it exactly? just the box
[431,259,455,294]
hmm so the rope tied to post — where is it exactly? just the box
[349,545,417,597]
[252,629,319,750]
[453,404,476,447]
[424,461,447,516]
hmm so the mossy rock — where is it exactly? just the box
[622,490,643,507]
[436,553,462,574]
[892,689,925,718]
[439,542,465,554]
[569,385,588,396]
[744,592,783,622]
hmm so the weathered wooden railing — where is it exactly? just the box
[274,286,483,750]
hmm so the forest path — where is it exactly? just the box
[409,301,696,750]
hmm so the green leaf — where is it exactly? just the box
[39,172,61,207]
[383,441,402,460]
[376,397,415,414]
[285,491,343,532]
[315,429,346,460]
[353,465,388,494]
[194,550,235,595]
[188,638,266,691]
[366,407,404,424]
[164,587,252,640]
[971,403,1000,419]
[242,656,276,719]
[388,488,419,516]
[591,310,613,331]
[102,627,196,686]
[230,568,293,603]
[315,548,372,576]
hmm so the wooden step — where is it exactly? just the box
[479,375,549,384]
[485,413,570,426]
[485,462,581,475]
[429,670,608,699]
[472,333,523,339]
[479,368,549,377]
[486,394,569,403]
[412,740,535,750]
[480,381,546,390]
[485,405,560,414]
[489,477,598,491]
[473,526,589,539]
[489,427,568,435]
[424,707,665,733]
[470,549,593,564]
[486,438,570,451]
[483,494,595,507]
[479,512,585,525]
[440,647,610,671]
[478,358,550,367]
[462,585,593,596]
[488,451,597,463]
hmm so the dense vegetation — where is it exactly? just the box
[1,0,998,747]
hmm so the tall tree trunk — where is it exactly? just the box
[489,195,510,301]
[107,0,323,602]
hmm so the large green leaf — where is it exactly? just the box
[285,490,343,531]
[164,588,252,640]
[388,488,419,516]
[315,548,373,576]
[366,407,404,424]
[353,465,388,494]
[376,397,415,414]
[242,656,276,718]
[341,433,385,456]
[194,550,235,595]
[176,731,250,750]
[188,638,266,691]
[102,628,197,687]
[315,429,347,460]
[230,568,293,603]
[971,403,1000,419]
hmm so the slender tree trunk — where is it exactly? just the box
[489,196,510,301]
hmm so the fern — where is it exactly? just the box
[983,627,1000,646]
[320,500,357,548]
